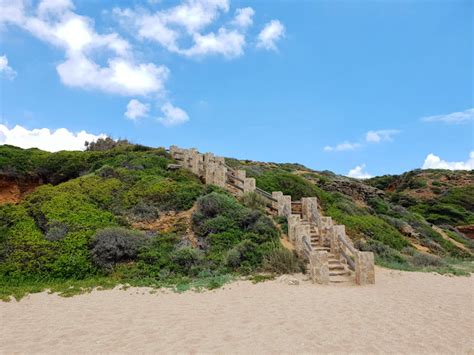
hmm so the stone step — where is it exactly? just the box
[314,246,330,251]
[329,270,351,277]
[329,264,345,271]
[330,275,354,283]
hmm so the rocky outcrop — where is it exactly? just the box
[323,178,385,203]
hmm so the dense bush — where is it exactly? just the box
[192,192,280,270]
[239,192,267,210]
[411,253,445,267]
[262,248,304,274]
[91,227,148,270]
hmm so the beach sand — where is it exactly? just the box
[1,267,473,354]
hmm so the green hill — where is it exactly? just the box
[0,142,472,299]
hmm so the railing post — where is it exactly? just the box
[235,170,246,196]
[355,251,375,285]
[294,224,311,258]
[214,163,227,188]
[329,225,340,259]
[288,214,301,243]
[271,191,283,212]
[243,178,256,194]
[309,250,330,285]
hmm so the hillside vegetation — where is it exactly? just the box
[0,144,301,300]
[226,158,474,271]
[0,143,472,298]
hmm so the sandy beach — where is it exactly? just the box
[1,267,473,354]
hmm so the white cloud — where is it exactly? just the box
[323,142,361,152]
[125,99,150,120]
[1,0,169,97]
[422,151,474,170]
[180,28,245,58]
[347,164,372,179]
[231,7,254,28]
[114,0,248,59]
[0,54,17,79]
[257,20,285,50]
[422,108,474,124]
[365,129,400,143]
[0,124,106,152]
[158,102,189,126]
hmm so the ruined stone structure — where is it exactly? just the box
[169,145,375,285]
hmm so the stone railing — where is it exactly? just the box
[169,145,375,285]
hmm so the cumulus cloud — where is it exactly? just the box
[422,108,474,124]
[158,102,189,126]
[125,99,150,120]
[257,20,285,50]
[422,151,474,170]
[1,0,169,96]
[325,128,400,152]
[180,28,245,58]
[114,0,247,58]
[323,142,361,152]
[0,124,106,152]
[231,7,254,28]
[0,54,17,79]
[347,164,372,179]
[365,129,400,143]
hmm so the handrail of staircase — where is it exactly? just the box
[303,237,313,252]
[226,180,244,191]
[226,171,244,183]
[255,187,278,202]
[338,234,357,255]
[341,249,356,271]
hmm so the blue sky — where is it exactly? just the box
[0,0,473,177]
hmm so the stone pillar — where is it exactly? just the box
[169,145,179,159]
[235,170,246,195]
[294,224,311,258]
[243,178,256,194]
[355,251,375,285]
[205,160,216,185]
[272,191,283,212]
[288,214,301,242]
[302,197,319,221]
[328,225,340,258]
[214,164,227,188]
[189,151,200,175]
[301,197,312,221]
[309,250,330,285]
[280,195,292,217]
[197,154,205,177]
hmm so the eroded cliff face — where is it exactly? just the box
[457,225,474,240]
[0,176,40,204]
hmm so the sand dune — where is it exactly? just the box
[1,267,473,354]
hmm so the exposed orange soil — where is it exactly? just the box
[0,177,40,204]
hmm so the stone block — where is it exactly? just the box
[309,250,329,285]
[355,251,375,285]
[243,178,256,194]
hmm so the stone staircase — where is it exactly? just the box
[169,145,374,286]
[300,219,354,283]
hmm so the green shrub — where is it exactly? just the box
[239,192,267,210]
[225,239,261,271]
[254,171,319,200]
[91,227,148,270]
[263,248,304,274]
[411,253,445,267]
[171,247,205,276]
